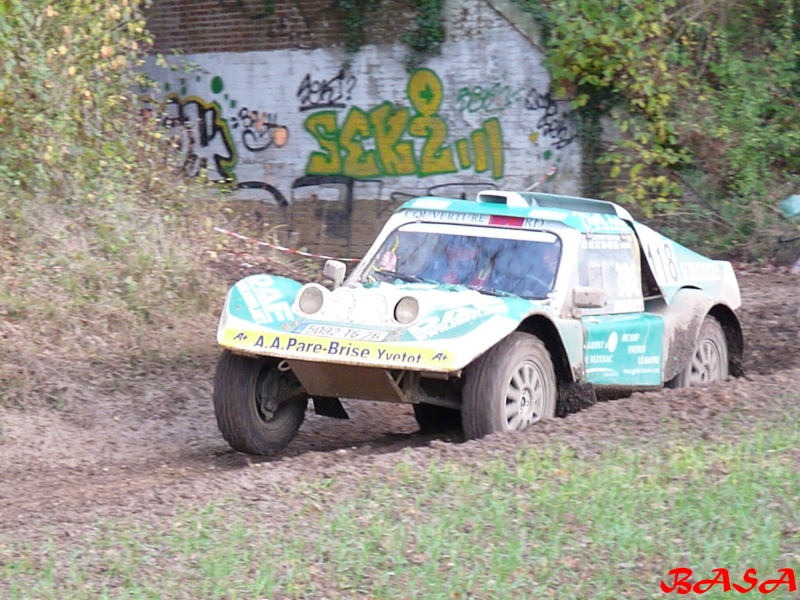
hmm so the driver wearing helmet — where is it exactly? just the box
[527,242,560,293]
[426,239,494,288]
[441,242,479,285]
[377,237,492,287]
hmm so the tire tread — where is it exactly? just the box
[462,332,556,440]
[213,351,307,455]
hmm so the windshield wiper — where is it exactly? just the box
[460,285,520,298]
[373,269,435,284]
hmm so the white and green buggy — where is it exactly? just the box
[214,190,744,455]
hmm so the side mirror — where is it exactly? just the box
[572,286,605,309]
[323,259,346,289]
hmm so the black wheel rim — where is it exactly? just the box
[255,366,279,423]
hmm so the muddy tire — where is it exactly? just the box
[213,351,308,455]
[667,315,729,388]
[462,332,557,440]
[412,403,461,433]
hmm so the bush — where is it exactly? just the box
[0,1,225,405]
[518,0,800,260]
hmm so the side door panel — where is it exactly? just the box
[575,231,664,386]
[583,313,665,386]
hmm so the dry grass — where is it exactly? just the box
[0,185,229,406]
[0,179,327,408]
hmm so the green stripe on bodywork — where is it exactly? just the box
[228,275,301,324]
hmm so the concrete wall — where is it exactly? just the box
[144,0,581,254]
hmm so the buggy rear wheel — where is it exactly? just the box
[667,316,729,388]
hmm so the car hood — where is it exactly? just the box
[216,274,548,371]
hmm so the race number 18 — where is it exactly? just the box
[635,224,681,286]
[645,240,679,284]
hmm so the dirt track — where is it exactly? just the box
[0,269,798,543]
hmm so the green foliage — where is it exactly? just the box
[537,0,692,213]
[0,1,226,403]
[675,6,800,256]
[0,0,169,200]
[338,0,383,53]
[402,0,445,68]
[515,0,800,259]
[336,0,444,67]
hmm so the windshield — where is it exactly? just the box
[360,223,562,299]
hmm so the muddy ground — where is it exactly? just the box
[0,269,798,545]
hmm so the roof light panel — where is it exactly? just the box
[488,215,525,227]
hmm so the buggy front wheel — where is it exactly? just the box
[213,351,308,455]
[462,332,556,440]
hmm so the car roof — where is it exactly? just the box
[396,192,636,235]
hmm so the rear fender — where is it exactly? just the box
[708,304,745,377]
[650,288,739,382]
[628,221,741,309]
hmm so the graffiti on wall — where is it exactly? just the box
[525,88,576,150]
[159,70,293,193]
[143,15,585,256]
[231,108,289,152]
[303,68,505,180]
[153,67,572,207]
[456,82,526,114]
[297,69,358,112]
[161,94,237,180]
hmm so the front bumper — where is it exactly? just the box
[219,326,462,372]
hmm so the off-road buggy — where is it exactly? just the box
[214,190,743,454]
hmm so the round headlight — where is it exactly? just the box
[298,286,324,314]
[394,296,419,324]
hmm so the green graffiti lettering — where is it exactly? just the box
[407,69,443,116]
[304,111,342,175]
[456,82,525,113]
[340,107,380,178]
[484,117,505,179]
[370,102,416,176]
[455,138,471,169]
[407,70,455,176]
[301,69,504,181]
[472,129,488,173]
[409,114,456,176]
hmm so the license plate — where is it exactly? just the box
[293,323,389,342]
